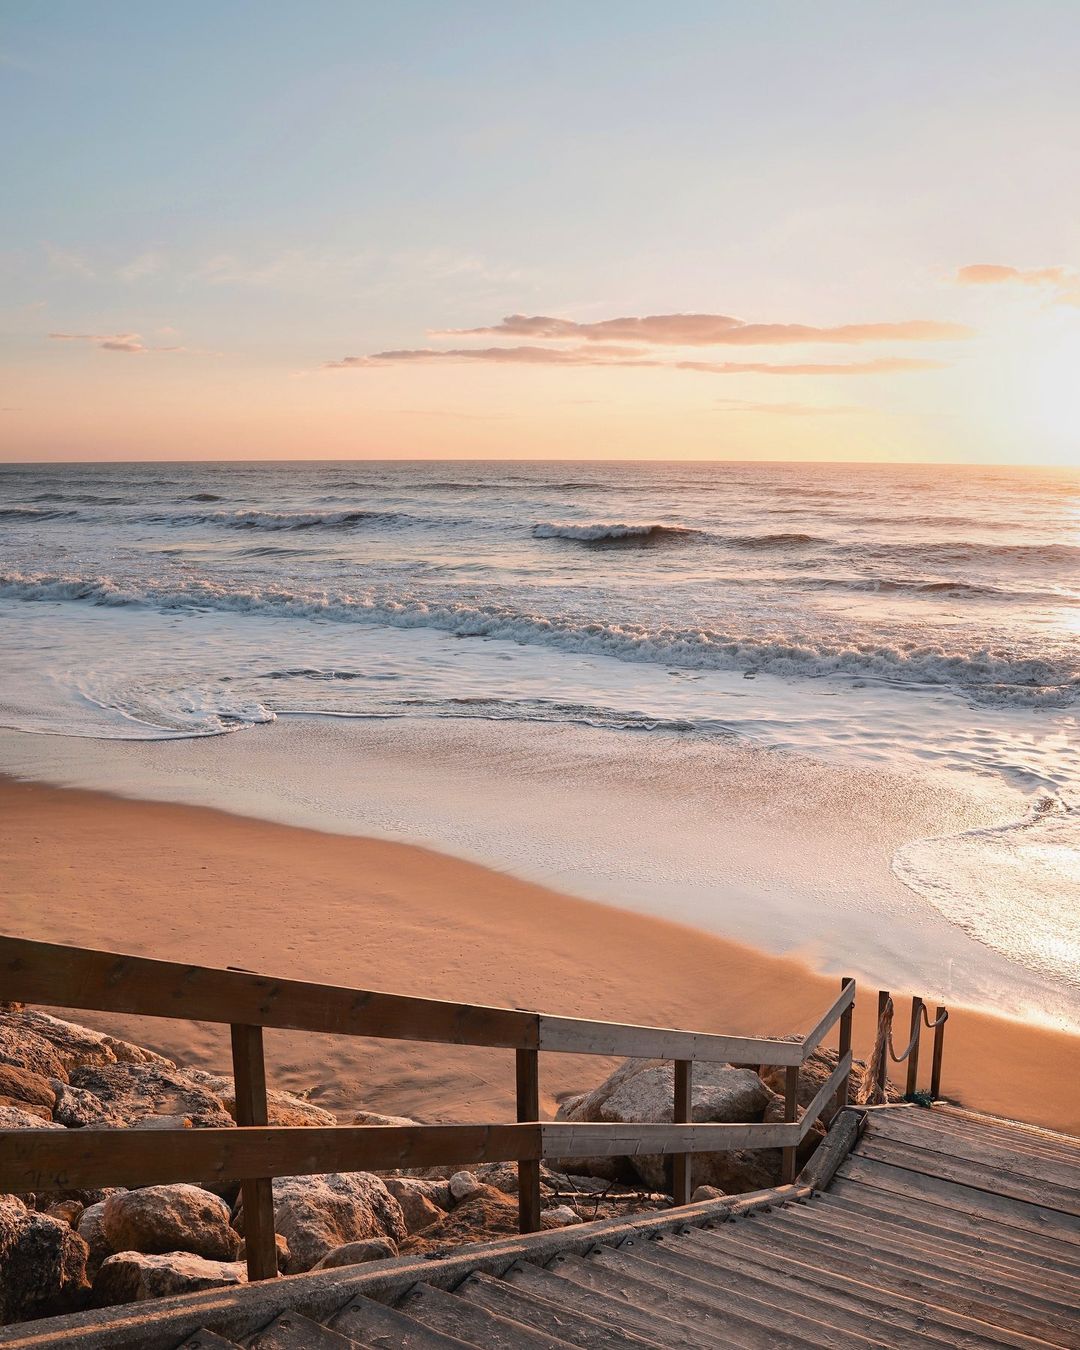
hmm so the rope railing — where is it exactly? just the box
[858,991,949,1105]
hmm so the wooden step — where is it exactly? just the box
[930,1107,1080,1157]
[596,1241,887,1349]
[456,1270,655,1348]
[551,1249,818,1349]
[329,1295,478,1349]
[837,1154,1080,1244]
[855,1134,1080,1216]
[727,1212,1076,1345]
[678,1226,1017,1350]
[623,1230,960,1349]
[505,1259,717,1350]
[826,1174,1080,1274]
[870,1113,1080,1183]
[768,1204,1080,1320]
[396,1282,579,1350]
[687,1224,1063,1350]
[246,1312,368,1349]
[178,1335,244,1350]
[808,1191,1080,1296]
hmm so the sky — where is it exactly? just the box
[2,1,1079,464]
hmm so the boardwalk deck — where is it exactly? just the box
[2,1104,1078,1348]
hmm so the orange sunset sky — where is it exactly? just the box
[2,4,1079,465]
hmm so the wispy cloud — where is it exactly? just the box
[325,347,943,376]
[44,245,96,280]
[442,312,972,346]
[956,263,1080,307]
[116,250,165,282]
[49,331,186,354]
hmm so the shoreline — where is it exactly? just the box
[2,774,1078,1134]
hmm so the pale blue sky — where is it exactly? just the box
[3,2,1079,461]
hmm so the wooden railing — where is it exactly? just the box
[0,936,855,1282]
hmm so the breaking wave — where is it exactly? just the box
[3,568,1076,707]
[533,521,699,543]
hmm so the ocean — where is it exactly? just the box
[2,459,1077,1029]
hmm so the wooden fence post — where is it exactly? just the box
[515,1048,541,1234]
[672,1060,692,1206]
[835,977,854,1112]
[906,996,924,1096]
[230,1024,277,1281]
[876,990,890,1097]
[930,1004,947,1098]
[781,1065,799,1184]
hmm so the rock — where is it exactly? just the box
[383,1175,451,1212]
[540,1205,582,1228]
[77,1201,114,1280]
[0,1062,57,1111]
[691,1184,726,1203]
[103,1185,241,1261]
[553,1091,587,1118]
[239,1232,290,1273]
[350,1110,421,1128]
[380,1179,444,1233]
[0,1010,173,1079]
[0,1103,63,1130]
[190,1072,338,1128]
[66,1062,234,1129]
[558,1058,664,1123]
[0,1194,90,1323]
[50,1078,127,1129]
[544,1153,633,1184]
[45,1199,84,1228]
[448,1171,482,1203]
[93,1251,246,1306]
[311,1237,398,1269]
[0,1095,52,1121]
[240,1174,406,1275]
[399,1185,520,1254]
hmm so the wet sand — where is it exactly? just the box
[2,776,1077,1133]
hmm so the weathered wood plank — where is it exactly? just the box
[856,1135,1080,1218]
[0,1124,541,1194]
[515,1047,541,1235]
[799,979,855,1058]
[229,1024,276,1283]
[797,1107,862,1190]
[540,1120,798,1156]
[0,935,538,1050]
[780,1065,799,1184]
[671,1059,692,1206]
[837,1154,1080,1242]
[796,1052,852,1143]
[537,1012,802,1065]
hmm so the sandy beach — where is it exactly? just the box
[3,774,1077,1134]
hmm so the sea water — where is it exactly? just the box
[1,460,1077,1027]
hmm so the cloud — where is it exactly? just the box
[43,245,95,280]
[116,250,165,282]
[442,312,972,345]
[324,347,943,376]
[956,263,1080,306]
[713,399,863,416]
[48,332,186,354]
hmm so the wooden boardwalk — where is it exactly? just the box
[6,1103,1078,1349]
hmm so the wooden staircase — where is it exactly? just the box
[8,1103,1078,1349]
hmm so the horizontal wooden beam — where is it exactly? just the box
[799,980,855,1059]
[0,1114,800,1195]
[538,1013,803,1066]
[797,1051,853,1143]
[1,935,537,1050]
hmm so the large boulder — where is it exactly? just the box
[102,1185,241,1261]
[0,1194,90,1324]
[65,1063,234,1129]
[189,1072,337,1128]
[555,1058,778,1194]
[350,1110,421,1128]
[381,1178,444,1233]
[0,1010,173,1081]
[311,1237,398,1269]
[0,1103,63,1131]
[50,1079,127,1129]
[241,1173,406,1274]
[93,1251,246,1305]
[77,1201,114,1280]
[0,1063,56,1112]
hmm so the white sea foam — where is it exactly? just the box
[533,521,697,541]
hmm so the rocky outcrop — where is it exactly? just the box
[0,1103,63,1131]
[241,1173,407,1274]
[190,1072,338,1128]
[93,1251,247,1305]
[381,1177,445,1232]
[311,1237,399,1269]
[350,1109,421,1128]
[0,1195,89,1323]
[64,1062,235,1129]
[400,1185,521,1254]
[0,1062,57,1114]
[102,1185,241,1261]
[0,1010,173,1081]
